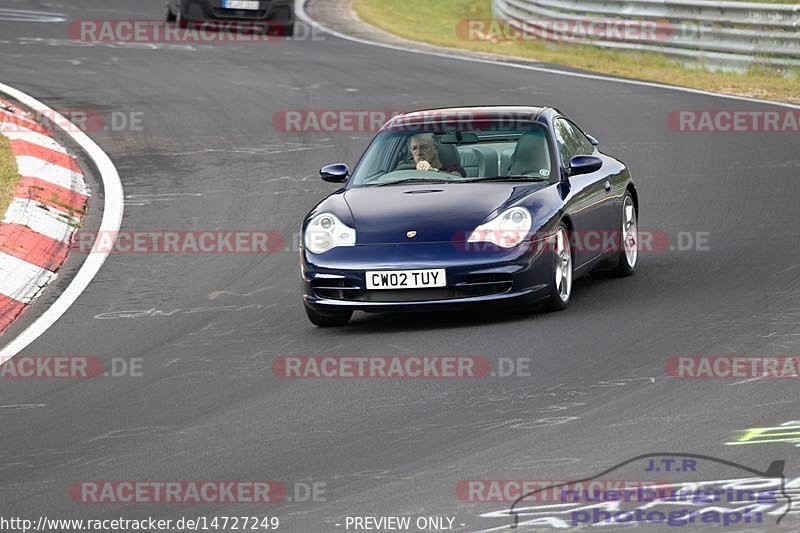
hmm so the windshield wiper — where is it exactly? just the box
[465,175,550,183]
[374,177,452,187]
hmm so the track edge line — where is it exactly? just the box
[0,82,124,361]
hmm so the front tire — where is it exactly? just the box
[545,224,573,311]
[304,304,352,327]
[172,0,189,28]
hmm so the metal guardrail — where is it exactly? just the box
[492,0,800,69]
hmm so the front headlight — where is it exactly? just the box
[304,213,356,254]
[467,207,532,248]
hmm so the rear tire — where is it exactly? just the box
[545,224,573,311]
[304,304,352,327]
[611,193,637,277]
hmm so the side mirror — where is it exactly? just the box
[320,163,349,183]
[585,133,599,146]
[568,155,602,177]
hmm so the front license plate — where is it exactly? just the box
[366,269,446,290]
[223,0,260,9]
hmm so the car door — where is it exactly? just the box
[553,117,612,267]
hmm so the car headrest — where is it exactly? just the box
[437,142,460,167]
[508,130,550,177]
[440,132,479,144]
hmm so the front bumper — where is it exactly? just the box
[183,0,294,23]
[301,239,554,312]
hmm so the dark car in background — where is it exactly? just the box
[166,0,295,35]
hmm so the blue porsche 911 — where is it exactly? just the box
[300,106,639,326]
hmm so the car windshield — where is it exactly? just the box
[348,120,553,187]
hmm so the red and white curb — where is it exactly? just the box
[0,103,89,334]
[0,82,123,364]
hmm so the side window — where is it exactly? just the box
[554,118,593,167]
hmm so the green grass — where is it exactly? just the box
[354,0,800,104]
[0,134,19,216]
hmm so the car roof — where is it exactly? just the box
[382,106,555,131]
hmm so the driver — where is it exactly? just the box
[408,133,466,177]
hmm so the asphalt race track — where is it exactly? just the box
[1,1,799,531]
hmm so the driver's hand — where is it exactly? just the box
[416,160,433,172]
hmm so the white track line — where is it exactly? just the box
[0,82,124,362]
[297,1,800,111]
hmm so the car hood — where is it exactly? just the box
[343,182,546,244]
